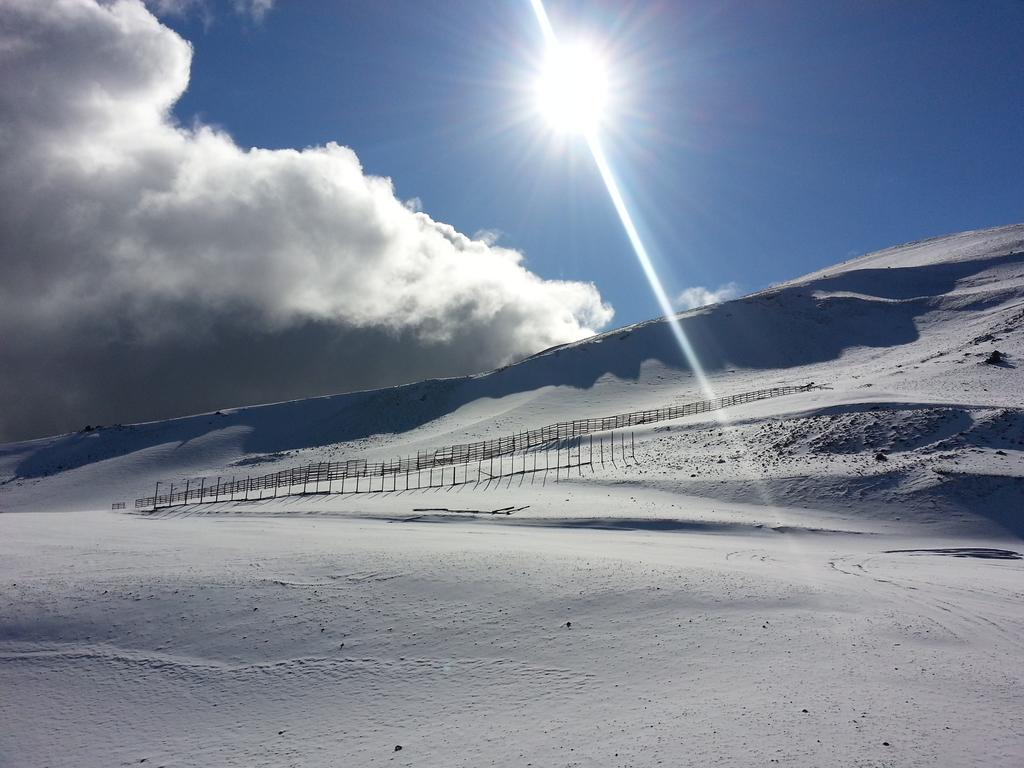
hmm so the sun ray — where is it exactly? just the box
[526,1,818,543]
[529,0,714,400]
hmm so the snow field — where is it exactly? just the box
[2,509,1022,767]
[3,223,1024,766]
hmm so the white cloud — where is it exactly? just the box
[145,0,273,21]
[674,282,740,311]
[233,0,273,20]
[473,229,503,246]
[0,0,613,440]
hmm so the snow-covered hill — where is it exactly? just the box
[3,224,1023,768]
[2,223,1022,533]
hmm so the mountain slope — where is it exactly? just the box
[4,224,1024,768]
[2,223,1022,533]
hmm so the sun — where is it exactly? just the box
[534,40,609,134]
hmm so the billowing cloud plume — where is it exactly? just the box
[674,283,740,311]
[0,0,612,441]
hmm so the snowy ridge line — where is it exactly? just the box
[134,383,817,510]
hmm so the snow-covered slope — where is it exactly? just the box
[3,224,1023,768]
[3,223,1022,533]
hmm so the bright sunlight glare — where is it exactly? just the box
[535,41,609,133]
[528,0,715,401]
[528,0,803,538]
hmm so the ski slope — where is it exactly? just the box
[2,224,1023,767]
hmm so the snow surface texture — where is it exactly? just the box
[2,224,1023,766]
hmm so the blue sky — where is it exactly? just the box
[2,0,1023,441]
[165,0,1024,327]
